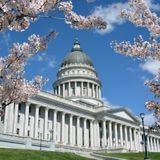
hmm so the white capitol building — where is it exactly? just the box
[1,40,160,153]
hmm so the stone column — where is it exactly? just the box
[63,83,65,97]
[77,116,80,146]
[136,130,140,152]
[83,118,87,147]
[102,120,107,148]
[133,128,137,151]
[87,82,89,96]
[120,124,123,147]
[150,136,152,152]
[90,120,94,148]
[53,110,57,142]
[99,86,101,99]
[24,102,30,136]
[129,127,133,150]
[96,121,100,147]
[55,87,58,95]
[157,139,160,152]
[68,82,71,97]
[81,82,84,96]
[155,138,158,152]
[92,84,95,98]
[34,105,40,138]
[61,112,65,143]
[153,138,156,151]
[96,85,98,98]
[69,114,73,145]
[147,136,150,152]
[108,121,112,148]
[125,126,128,149]
[114,122,118,147]
[4,105,9,134]
[44,108,49,139]
[7,103,14,134]
[13,104,19,134]
[58,85,61,96]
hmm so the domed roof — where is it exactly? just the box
[61,40,94,67]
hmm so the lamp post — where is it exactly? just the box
[140,113,150,160]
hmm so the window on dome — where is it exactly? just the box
[72,87,75,96]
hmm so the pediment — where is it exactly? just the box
[113,111,135,121]
[108,108,140,123]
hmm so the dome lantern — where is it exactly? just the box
[71,39,83,52]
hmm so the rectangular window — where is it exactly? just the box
[17,115,20,123]
[16,128,20,135]
[18,104,21,111]
[27,130,30,137]
[39,108,42,116]
[28,117,31,126]
[29,106,31,113]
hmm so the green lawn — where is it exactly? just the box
[102,152,160,160]
[0,148,93,160]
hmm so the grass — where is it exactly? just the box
[101,152,160,160]
[0,148,93,160]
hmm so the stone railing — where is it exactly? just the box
[0,133,54,151]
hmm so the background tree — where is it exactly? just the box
[0,0,106,116]
[111,0,160,129]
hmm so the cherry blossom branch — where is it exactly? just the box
[0,0,107,32]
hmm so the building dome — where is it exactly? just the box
[53,39,103,106]
[61,40,93,67]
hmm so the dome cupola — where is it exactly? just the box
[61,39,93,67]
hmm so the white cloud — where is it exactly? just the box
[48,58,56,68]
[102,97,123,108]
[86,0,95,3]
[140,60,160,75]
[144,113,156,125]
[92,3,128,34]
[91,0,160,34]
[31,52,56,71]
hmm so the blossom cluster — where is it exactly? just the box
[111,0,160,127]
[121,0,160,37]
[0,31,57,113]
[111,35,160,60]
[0,0,106,32]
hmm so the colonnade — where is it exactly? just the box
[54,81,101,99]
[100,120,139,151]
[146,135,160,152]
[5,103,95,148]
[3,103,160,152]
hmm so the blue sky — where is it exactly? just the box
[1,0,160,123]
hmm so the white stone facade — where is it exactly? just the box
[0,40,160,152]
